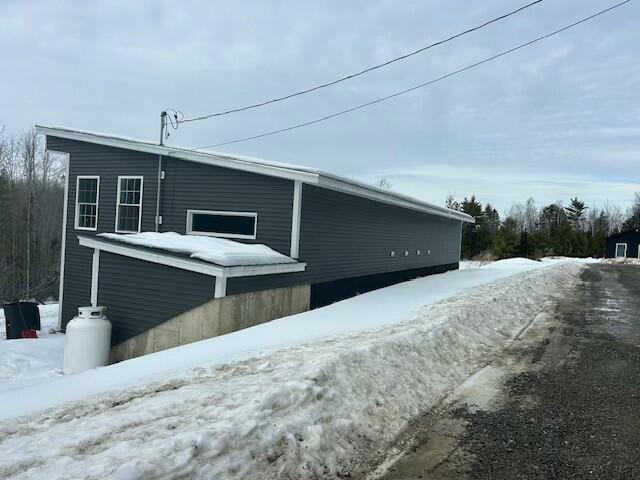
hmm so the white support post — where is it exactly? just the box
[214,276,227,299]
[458,220,463,261]
[290,180,302,259]
[91,248,101,306]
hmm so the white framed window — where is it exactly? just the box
[615,243,627,258]
[74,176,100,231]
[115,176,143,233]
[186,210,257,240]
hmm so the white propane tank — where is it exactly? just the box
[63,306,112,375]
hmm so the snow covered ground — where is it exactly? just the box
[0,258,580,421]
[0,259,587,479]
[0,304,63,394]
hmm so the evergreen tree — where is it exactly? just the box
[493,217,519,259]
[565,197,587,230]
[459,196,483,259]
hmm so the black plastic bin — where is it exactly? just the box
[2,302,41,339]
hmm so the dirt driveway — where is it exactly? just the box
[368,264,640,480]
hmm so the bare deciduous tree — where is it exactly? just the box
[0,125,64,303]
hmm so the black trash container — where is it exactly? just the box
[2,302,41,339]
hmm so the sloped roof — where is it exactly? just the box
[37,125,474,223]
[607,227,640,239]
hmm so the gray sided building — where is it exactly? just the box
[605,228,640,259]
[39,125,474,360]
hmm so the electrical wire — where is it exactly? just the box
[179,0,544,123]
[194,0,630,150]
[162,108,184,141]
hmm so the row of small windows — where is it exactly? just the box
[74,176,258,239]
[390,249,431,257]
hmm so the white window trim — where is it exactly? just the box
[115,175,144,233]
[186,209,258,240]
[74,175,100,231]
[615,243,627,258]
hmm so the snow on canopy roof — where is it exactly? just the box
[98,232,296,267]
[36,125,474,223]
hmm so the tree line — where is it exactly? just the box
[447,193,640,260]
[0,126,65,304]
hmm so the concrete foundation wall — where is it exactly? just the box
[110,284,310,363]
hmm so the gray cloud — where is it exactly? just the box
[1,0,638,211]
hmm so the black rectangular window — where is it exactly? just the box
[116,176,143,233]
[187,210,257,239]
[75,176,99,230]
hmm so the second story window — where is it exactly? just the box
[75,176,100,230]
[116,176,143,233]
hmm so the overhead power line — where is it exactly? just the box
[179,0,544,123]
[194,0,630,150]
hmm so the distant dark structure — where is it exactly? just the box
[605,228,640,259]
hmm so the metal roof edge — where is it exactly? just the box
[317,174,475,223]
[37,125,319,184]
[38,125,473,223]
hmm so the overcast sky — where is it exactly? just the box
[1,0,638,213]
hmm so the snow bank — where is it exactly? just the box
[461,256,601,270]
[0,304,63,394]
[0,259,556,421]
[460,257,541,270]
[0,263,584,479]
[98,232,296,266]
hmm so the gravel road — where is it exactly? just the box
[370,264,640,480]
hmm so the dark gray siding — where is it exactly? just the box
[605,229,640,258]
[48,137,159,326]
[98,252,215,344]
[228,184,462,294]
[298,184,461,281]
[160,158,294,254]
[48,136,295,328]
[49,135,462,336]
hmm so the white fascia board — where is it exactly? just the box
[36,126,319,184]
[78,235,225,276]
[37,125,473,223]
[223,261,307,278]
[316,175,475,223]
[77,236,307,278]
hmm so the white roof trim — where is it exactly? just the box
[38,125,474,223]
[77,235,307,278]
[38,125,318,184]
